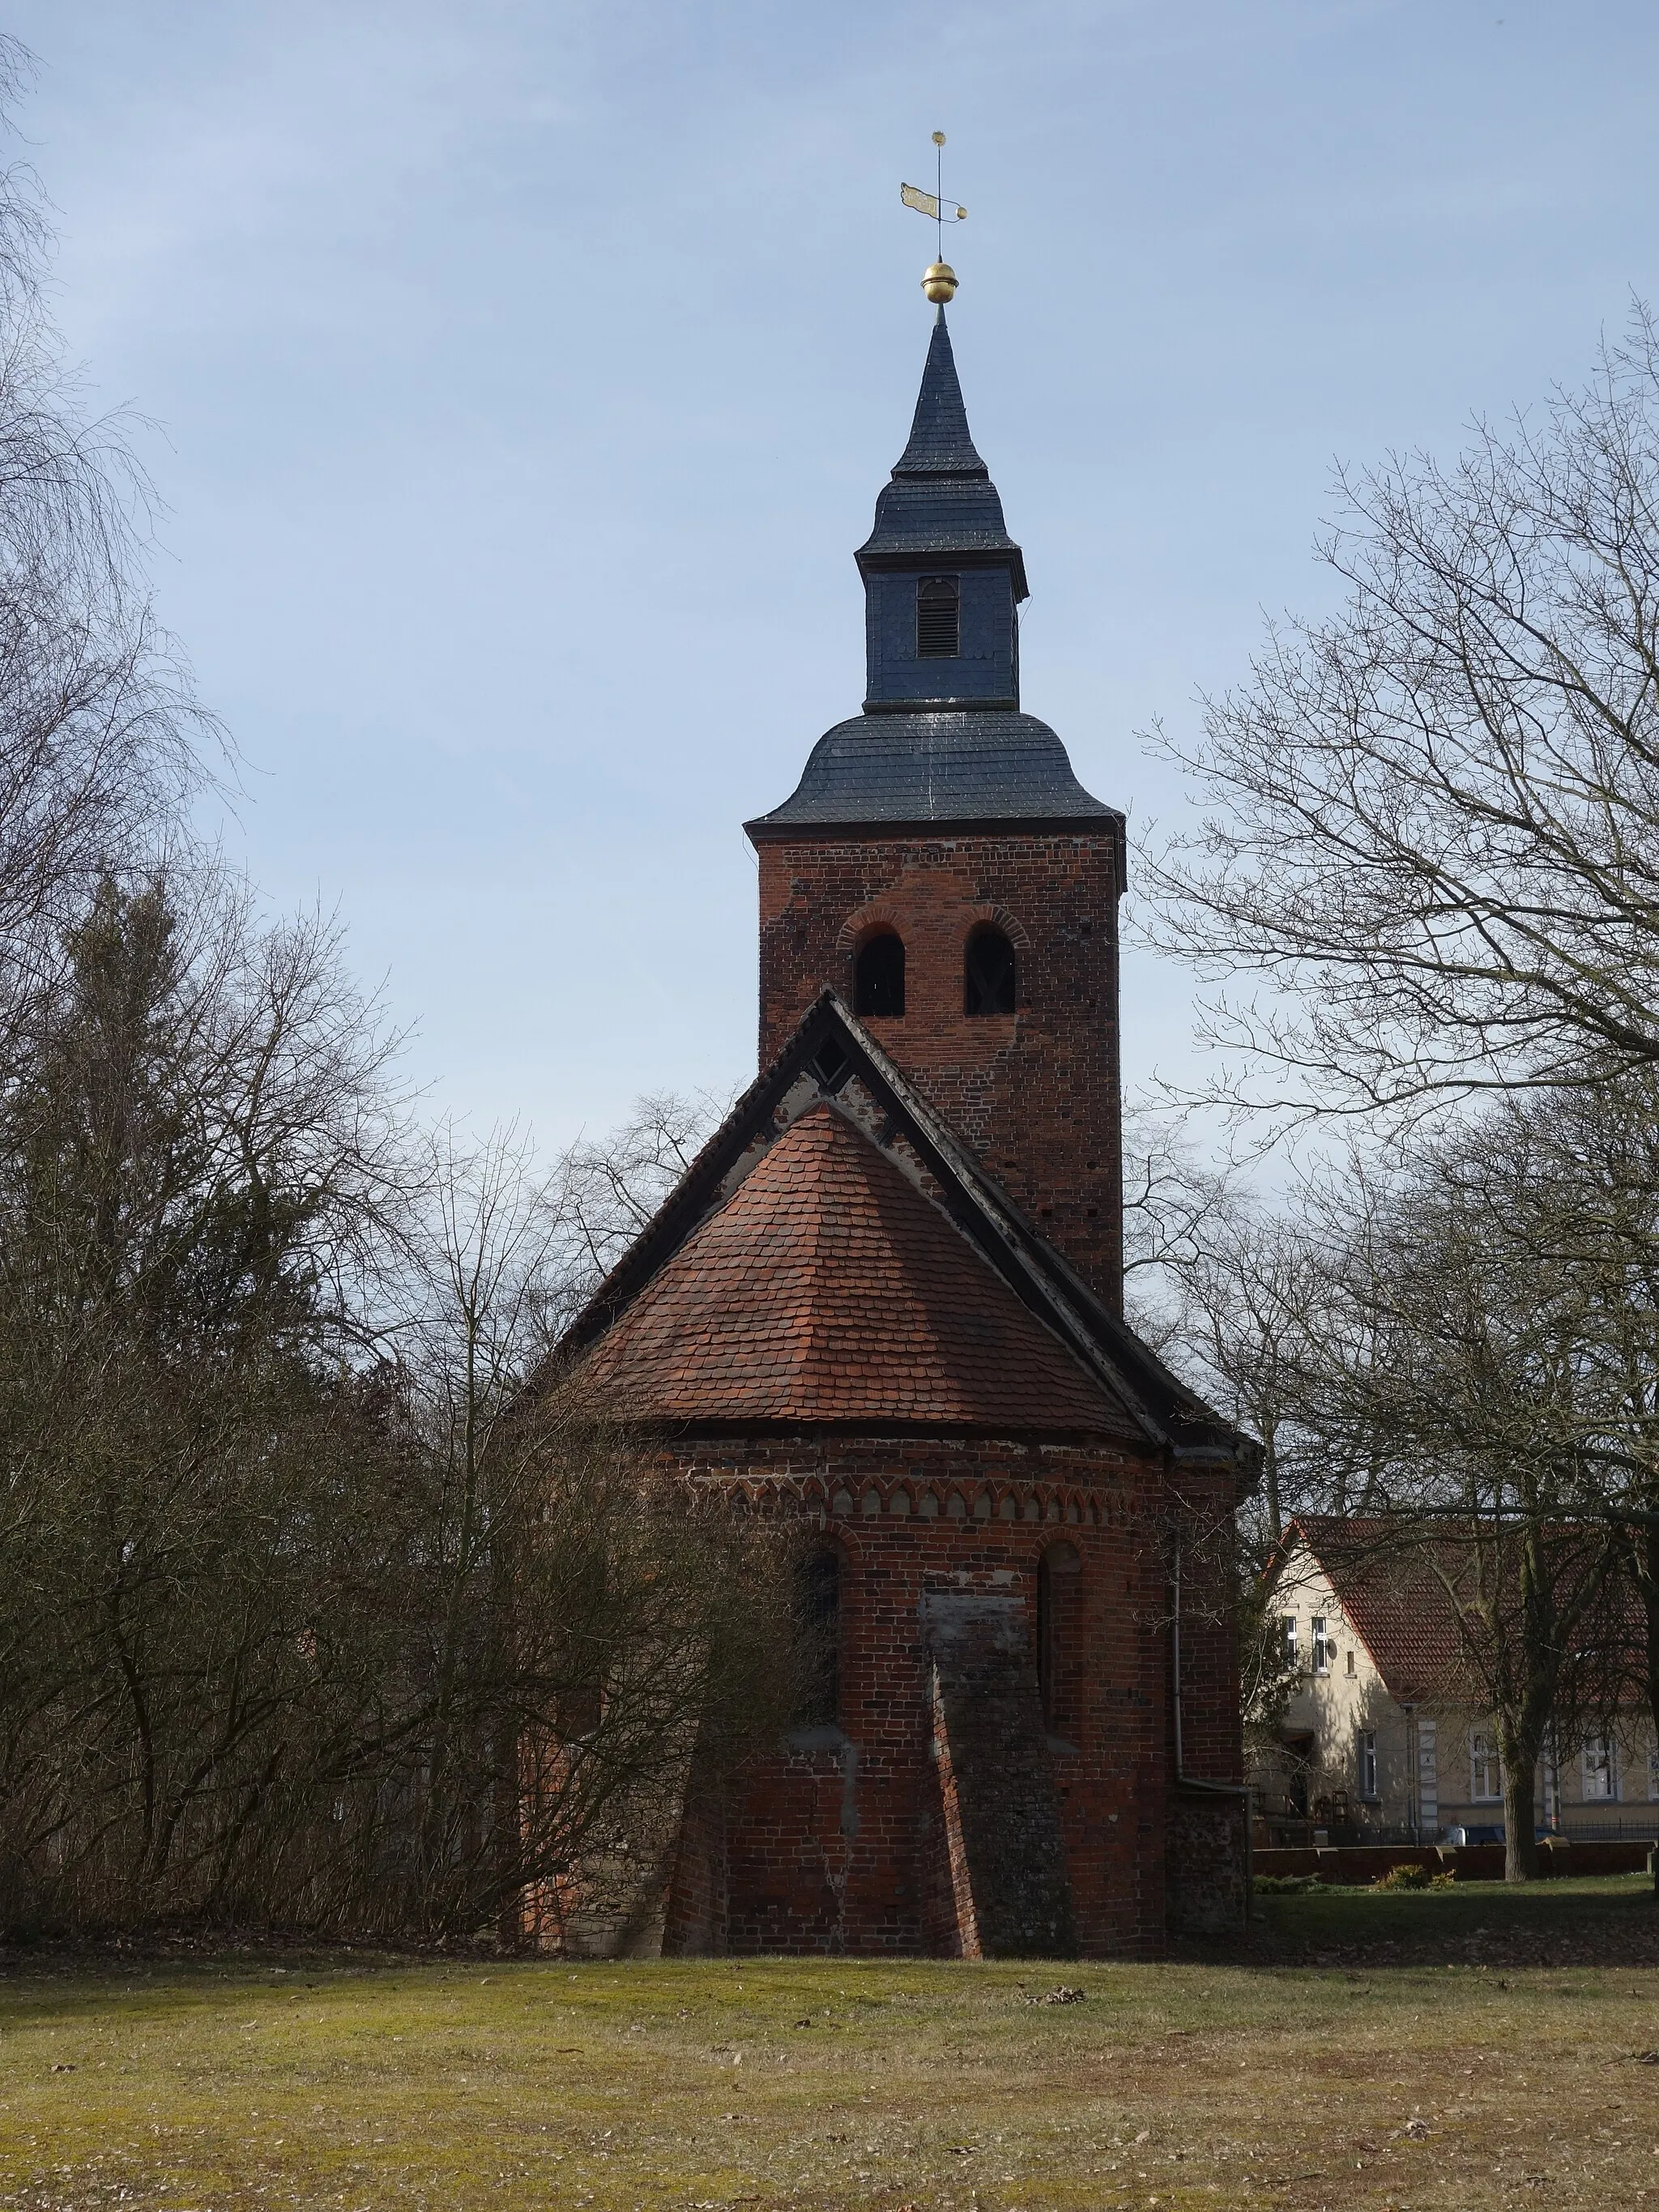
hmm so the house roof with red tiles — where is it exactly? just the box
[1272,1519,1470,1703]
[1273,1516,1631,1706]
[584,1102,1133,1434]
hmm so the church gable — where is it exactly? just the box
[582,1100,1131,1434]
[563,990,1236,1455]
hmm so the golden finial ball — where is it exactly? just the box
[932,130,946,145]
[922,261,958,304]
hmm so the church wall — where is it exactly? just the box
[1171,1464,1247,1792]
[756,830,1124,1311]
[656,1434,1179,1959]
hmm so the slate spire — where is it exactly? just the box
[856,305,1027,599]
[891,308,989,479]
[746,293,1113,837]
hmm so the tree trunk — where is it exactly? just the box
[1642,1517,1659,1899]
[1499,1732,1540,1882]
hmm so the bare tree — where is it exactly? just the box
[1143,305,1659,1131]
[0,868,407,1929]
[0,40,220,1068]
[1292,1119,1628,1879]
[0,907,787,1941]
[546,1091,727,1335]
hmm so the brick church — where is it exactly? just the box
[561,285,1254,1957]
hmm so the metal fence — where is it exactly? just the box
[1260,1814,1658,1848]
[1554,1816,1659,1843]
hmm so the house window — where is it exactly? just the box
[1346,1648,1356,1677]
[1282,1616,1298,1666]
[1311,1618,1330,1675]
[1469,1731,1501,1802]
[916,573,960,657]
[1649,1736,1659,1802]
[963,923,1017,1016]
[793,1547,842,1728]
[854,929,905,1017]
[1582,1735,1618,1802]
[1357,1729,1378,1801]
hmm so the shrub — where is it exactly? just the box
[1375,1862,1431,1890]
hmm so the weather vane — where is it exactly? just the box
[900,130,965,304]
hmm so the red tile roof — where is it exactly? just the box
[583,1103,1128,1433]
[1277,1519,1469,1703]
[1280,1516,1632,1706]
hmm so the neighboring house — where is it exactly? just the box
[1256,1517,1657,1844]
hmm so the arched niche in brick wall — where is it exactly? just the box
[792,1543,842,1729]
[962,900,1032,952]
[834,900,905,957]
[963,920,1018,1017]
[1038,1538,1084,1741]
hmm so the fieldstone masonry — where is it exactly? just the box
[923,1592,1077,1956]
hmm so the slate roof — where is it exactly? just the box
[565,991,1252,1472]
[745,710,1120,838]
[856,309,1026,584]
[582,1102,1128,1434]
[748,305,1114,840]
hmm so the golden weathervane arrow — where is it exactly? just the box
[901,130,965,303]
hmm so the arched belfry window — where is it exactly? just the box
[794,1546,842,1728]
[855,928,905,1017]
[964,923,1017,1016]
[916,573,960,658]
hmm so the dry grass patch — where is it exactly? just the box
[1,1878,1657,2210]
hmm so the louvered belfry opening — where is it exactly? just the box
[916,573,961,658]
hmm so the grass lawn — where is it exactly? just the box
[2,1877,1658,2211]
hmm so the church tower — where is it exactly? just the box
[556,266,1252,1963]
[746,305,1128,1309]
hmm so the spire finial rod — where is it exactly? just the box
[900,132,965,304]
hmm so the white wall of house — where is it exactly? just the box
[1258,1537,1659,1837]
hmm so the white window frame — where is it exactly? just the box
[1311,1617,1330,1675]
[1357,1728,1378,1801]
[1469,1730,1501,1804]
[1582,1734,1619,1803]
[1282,1616,1298,1666]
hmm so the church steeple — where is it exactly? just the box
[745,280,1128,1311]
[890,307,991,477]
[856,308,1028,712]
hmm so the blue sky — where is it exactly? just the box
[8,0,1659,1144]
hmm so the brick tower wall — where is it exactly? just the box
[756,829,1124,1311]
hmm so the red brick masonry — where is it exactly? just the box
[656,1439,1177,1958]
[757,830,1125,1311]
